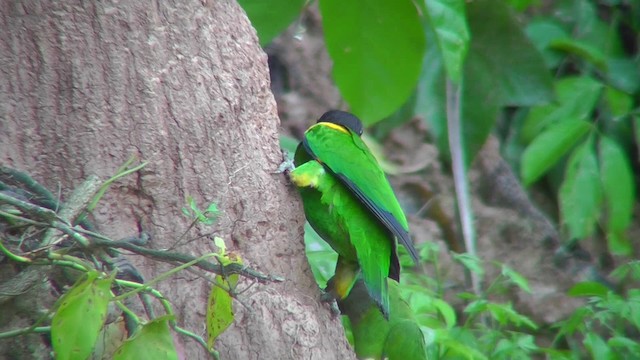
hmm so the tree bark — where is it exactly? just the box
[0,1,354,359]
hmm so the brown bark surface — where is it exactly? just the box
[0,1,354,359]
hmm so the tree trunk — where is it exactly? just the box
[0,1,354,359]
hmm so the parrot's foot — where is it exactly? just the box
[320,291,341,318]
[274,149,295,174]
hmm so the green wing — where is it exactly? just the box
[291,157,392,313]
[302,123,419,264]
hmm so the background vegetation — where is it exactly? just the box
[242,0,640,358]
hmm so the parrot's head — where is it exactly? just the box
[317,110,364,136]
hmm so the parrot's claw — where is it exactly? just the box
[328,300,341,317]
[320,291,341,317]
[275,149,295,174]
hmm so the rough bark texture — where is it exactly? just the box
[0,1,354,359]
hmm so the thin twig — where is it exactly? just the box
[0,326,51,339]
[41,176,102,246]
[0,192,58,222]
[83,230,282,283]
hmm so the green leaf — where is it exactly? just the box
[459,53,501,166]
[415,30,448,158]
[319,0,426,124]
[207,253,242,348]
[237,0,306,46]
[434,329,489,360]
[567,281,610,298]
[611,261,640,282]
[506,0,538,12]
[559,140,602,239]
[465,301,491,319]
[549,38,607,69]
[607,58,640,94]
[466,0,554,106]
[599,136,635,255]
[113,316,178,360]
[214,236,227,254]
[206,203,219,217]
[453,252,484,277]
[584,333,613,360]
[419,0,553,165]
[423,0,469,83]
[52,272,113,360]
[451,0,553,164]
[555,0,624,58]
[501,264,531,293]
[206,276,236,348]
[433,298,456,328]
[524,17,569,68]
[609,336,640,355]
[555,306,590,338]
[521,119,591,185]
[486,303,538,329]
[521,76,603,141]
[604,86,634,119]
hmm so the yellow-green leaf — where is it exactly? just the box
[52,272,113,360]
[501,264,531,294]
[559,140,602,239]
[567,281,610,298]
[521,119,591,185]
[600,136,635,255]
[320,0,425,124]
[521,76,602,141]
[113,315,177,360]
[423,0,469,83]
[237,0,306,46]
[206,253,242,349]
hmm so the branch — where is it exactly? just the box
[88,233,282,283]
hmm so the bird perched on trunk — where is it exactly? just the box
[287,110,419,318]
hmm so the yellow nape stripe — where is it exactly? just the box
[315,121,349,134]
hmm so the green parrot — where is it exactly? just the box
[288,110,419,317]
[333,277,428,360]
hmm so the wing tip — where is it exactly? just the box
[399,232,420,265]
[363,277,390,320]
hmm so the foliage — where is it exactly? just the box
[113,316,177,360]
[51,271,114,360]
[553,261,640,359]
[0,166,269,359]
[236,0,306,46]
[248,0,640,254]
[182,195,219,226]
[206,237,243,349]
[513,0,639,255]
[247,0,640,358]
[320,0,425,123]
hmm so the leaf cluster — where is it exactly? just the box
[0,165,273,359]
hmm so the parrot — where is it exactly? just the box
[332,277,428,360]
[288,110,420,318]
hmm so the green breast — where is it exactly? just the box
[294,143,357,259]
